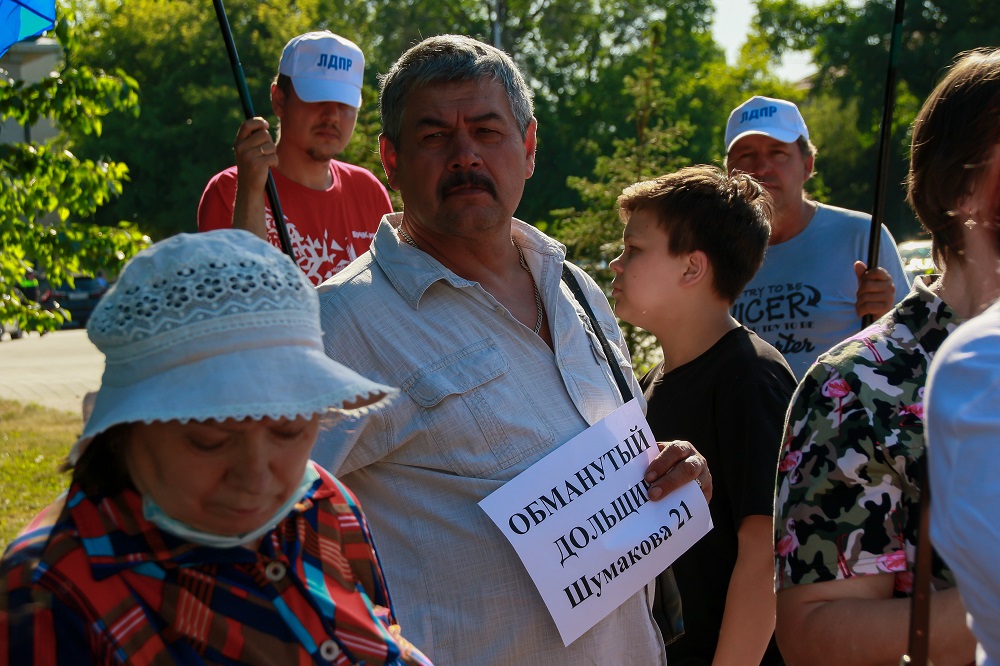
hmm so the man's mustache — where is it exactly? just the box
[316,124,340,132]
[439,171,498,199]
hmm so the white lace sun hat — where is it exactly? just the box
[69,229,397,465]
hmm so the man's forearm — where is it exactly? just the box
[231,181,268,241]
[777,584,975,666]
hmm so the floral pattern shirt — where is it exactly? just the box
[775,276,959,595]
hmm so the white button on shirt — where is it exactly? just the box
[265,561,286,582]
[319,639,341,661]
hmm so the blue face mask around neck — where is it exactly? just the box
[142,464,320,549]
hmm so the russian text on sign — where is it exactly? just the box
[479,399,712,646]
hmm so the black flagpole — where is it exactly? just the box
[863,0,906,327]
[211,0,295,262]
[870,14,933,663]
[900,458,932,666]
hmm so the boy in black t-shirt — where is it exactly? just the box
[610,165,796,666]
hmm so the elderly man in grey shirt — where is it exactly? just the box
[313,34,710,665]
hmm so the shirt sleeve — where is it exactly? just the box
[719,359,793,526]
[2,572,99,665]
[927,331,1000,661]
[323,474,394,611]
[774,361,906,589]
[318,470,435,666]
[197,170,237,233]
[343,165,393,235]
[313,316,401,477]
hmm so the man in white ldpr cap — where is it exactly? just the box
[198,31,392,285]
[725,96,909,378]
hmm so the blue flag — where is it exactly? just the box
[0,0,56,61]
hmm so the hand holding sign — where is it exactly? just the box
[645,439,713,503]
[479,399,712,646]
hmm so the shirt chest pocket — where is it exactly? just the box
[401,338,555,478]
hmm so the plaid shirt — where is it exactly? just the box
[0,462,432,666]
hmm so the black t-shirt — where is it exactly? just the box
[643,326,795,666]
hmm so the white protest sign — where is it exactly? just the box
[479,398,712,646]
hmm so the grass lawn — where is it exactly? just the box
[0,399,80,552]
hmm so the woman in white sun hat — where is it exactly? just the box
[0,229,432,666]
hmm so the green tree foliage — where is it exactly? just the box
[548,28,693,369]
[0,6,149,333]
[63,0,967,369]
[430,0,733,224]
[545,18,792,369]
[525,0,725,225]
[751,0,999,240]
[540,3,808,366]
[66,0,740,239]
[71,0,386,237]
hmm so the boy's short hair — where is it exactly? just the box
[617,165,773,303]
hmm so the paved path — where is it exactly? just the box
[0,329,104,415]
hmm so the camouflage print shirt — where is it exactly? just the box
[774,276,960,595]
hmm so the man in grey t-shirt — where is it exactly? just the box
[726,96,908,377]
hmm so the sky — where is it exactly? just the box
[711,0,817,81]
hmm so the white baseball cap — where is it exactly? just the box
[725,96,809,153]
[278,31,364,108]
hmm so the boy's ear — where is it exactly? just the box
[680,250,709,286]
